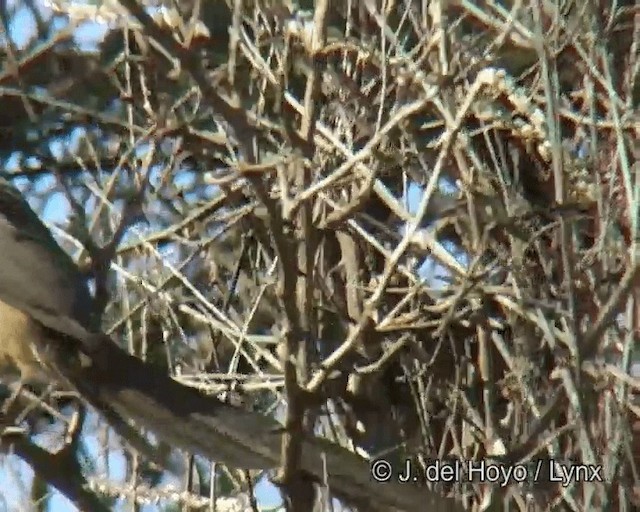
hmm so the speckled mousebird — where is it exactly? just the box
[0,178,460,512]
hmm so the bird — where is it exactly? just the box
[0,178,461,512]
